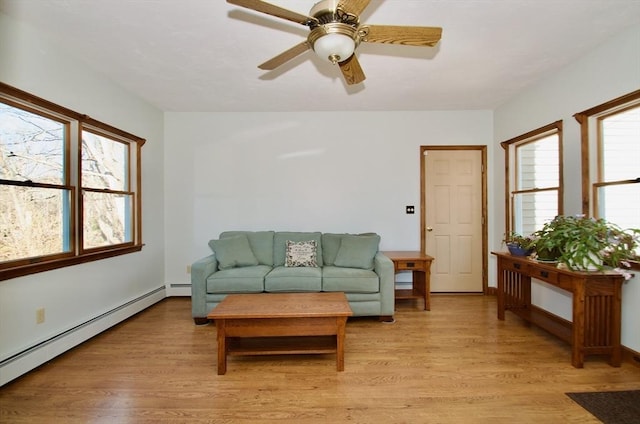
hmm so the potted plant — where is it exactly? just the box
[503,231,536,257]
[531,215,640,272]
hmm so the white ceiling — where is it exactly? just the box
[2,0,639,112]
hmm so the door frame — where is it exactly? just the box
[420,145,489,294]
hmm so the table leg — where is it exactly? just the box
[422,270,432,311]
[572,284,585,368]
[336,317,347,371]
[216,320,227,375]
[610,282,623,367]
[497,259,505,320]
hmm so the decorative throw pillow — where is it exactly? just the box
[285,240,318,267]
[334,234,380,270]
[208,235,259,270]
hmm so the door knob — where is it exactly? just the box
[426,227,433,232]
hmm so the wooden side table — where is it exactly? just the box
[382,251,434,311]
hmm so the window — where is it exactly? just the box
[501,121,563,236]
[81,128,132,251]
[575,89,640,258]
[0,82,144,280]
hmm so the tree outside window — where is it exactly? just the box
[0,102,72,262]
[81,129,132,251]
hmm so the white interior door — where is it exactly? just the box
[423,149,483,292]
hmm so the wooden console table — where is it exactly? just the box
[383,251,434,310]
[492,251,624,368]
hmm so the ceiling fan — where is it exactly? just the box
[227,0,443,85]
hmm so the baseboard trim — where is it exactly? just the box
[0,286,166,386]
[623,346,640,367]
[167,282,191,297]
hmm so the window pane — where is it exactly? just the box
[597,184,640,230]
[517,135,559,190]
[0,185,71,261]
[81,131,128,191]
[0,102,65,184]
[83,191,132,249]
[513,191,558,235]
[601,106,640,181]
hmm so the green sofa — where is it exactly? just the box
[191,231,395,323]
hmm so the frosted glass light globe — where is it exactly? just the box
[313,33,355,64]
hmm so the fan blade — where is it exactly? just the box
[227,0,318,26]
[362,25,442,47]
[258,41,311,70]
[339,54,366,85]
[339,0,371,16]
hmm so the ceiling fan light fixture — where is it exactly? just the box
[314,33,355,64]
[308,23,358,65]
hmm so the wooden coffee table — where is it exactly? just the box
[207,292,353,375]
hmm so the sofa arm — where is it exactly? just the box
[374,252,395,317]
[191,254,218,318]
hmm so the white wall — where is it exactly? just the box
[493,24,640,351]
[0,13,166,385]
[164,111,494,293]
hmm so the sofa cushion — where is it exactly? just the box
[220,231,274,266]
[273,232,323,267]
[322,266,380,293]
[321,233,346,266]
[208,234,259,270]
[334,234,380,270]
[285,240,318,267]
[206,265,270,293]
[264,266,322,292]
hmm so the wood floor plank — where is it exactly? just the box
[1,295,639,423]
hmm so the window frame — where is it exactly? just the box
[501,120,564,237]
[0,82,145,281]
[574,89,640,216]
[574,89,640,269]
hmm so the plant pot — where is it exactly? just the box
[507,243,533,257]
[536,247,561,262]
[564,248,603,271]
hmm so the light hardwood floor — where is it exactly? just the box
[1,295,639,424]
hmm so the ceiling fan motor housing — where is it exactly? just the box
[309,0,359,26]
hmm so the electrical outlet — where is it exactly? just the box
[406,205,415,214]
[36,308,45,324]
[186,265,191,274]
